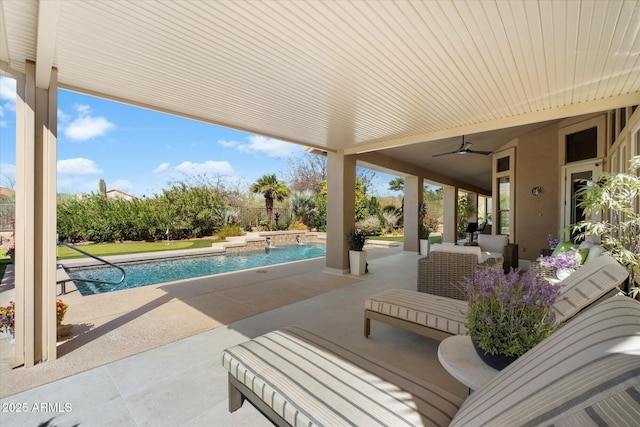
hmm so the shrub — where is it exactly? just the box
[288,221,308,231]
[216,225,244,240]
[356,215,382,236]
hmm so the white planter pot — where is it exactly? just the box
[349,250,367,275]
[556,267,575,281]
[420,239,430,256]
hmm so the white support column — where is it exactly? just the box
[14,62,58,367]
[403,175,421,253]
[325,151,356,273]
[442,185,458,244]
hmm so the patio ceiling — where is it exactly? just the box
[1,0,639,190]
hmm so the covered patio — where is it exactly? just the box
[0,245,457,425]
[1,0,639,374]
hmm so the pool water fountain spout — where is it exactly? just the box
[296,235,303,245]
[266,237,273,248]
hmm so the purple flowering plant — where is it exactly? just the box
[464,268,560,357]
[0,300,15,333]
[539,248,581,270]
[346,228,368,251]
[547,234,559,250]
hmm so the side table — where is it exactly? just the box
[437,335,498,391]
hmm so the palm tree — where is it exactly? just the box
[388,177,405,227]
[388,177,404,192]
[290,190,317,226]
[250,174,290,223]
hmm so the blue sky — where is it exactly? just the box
[0,76,398,198]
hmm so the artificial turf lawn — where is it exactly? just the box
[0,239,225,262]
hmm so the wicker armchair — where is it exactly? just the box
[529,261,558,281]
[417,251,500,300]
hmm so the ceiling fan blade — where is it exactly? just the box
[465,149,493,155]
[432,137,467,157]
[432,150,460,157]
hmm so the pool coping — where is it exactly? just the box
[59,231,326,268]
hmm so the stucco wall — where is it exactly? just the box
[515,125,560,261]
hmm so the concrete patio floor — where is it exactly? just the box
[0,245,467,426]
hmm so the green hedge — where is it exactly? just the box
[57,184,227,243]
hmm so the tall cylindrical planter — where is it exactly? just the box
[420,239,430,256]
[349,250,367,275]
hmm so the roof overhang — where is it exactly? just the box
[1,0,639,189]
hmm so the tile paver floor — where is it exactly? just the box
[0,245,467,426]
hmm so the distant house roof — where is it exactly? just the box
[0,187,14,197]
[106,189,137,201]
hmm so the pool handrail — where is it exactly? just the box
[56,242,126,294]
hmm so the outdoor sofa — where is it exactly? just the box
[366,254,627,340]
[222,296,640,426]
[418,243,503,300]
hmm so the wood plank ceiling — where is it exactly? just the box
[1,0,639,189]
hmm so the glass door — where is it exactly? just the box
[562,161,603,242]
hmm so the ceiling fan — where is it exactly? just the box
[432,135,492,157]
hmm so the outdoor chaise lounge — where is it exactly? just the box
[365,254,628,340]
[222,297,640,426]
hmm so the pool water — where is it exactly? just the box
[68,243,326,295]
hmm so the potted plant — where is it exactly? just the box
[464,268,560,370]
[56,299,68,325]
[0,300,15,342]
[346,228,368,275]
[572,155,640,299]
[538,248,582,280]
[56,299,73,339]
[419,223,430,255]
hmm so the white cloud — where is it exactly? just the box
[59,103,115,141]
[57,177,101,195]
[173,160,234,176]
[58,108,72,124]
[0,163,16,188]
[0,77,17,127]
[57,158,103,175]
[64,116,115,141]
[218,134,303,158]
[218,139,237,148]
[110,179,133,192]
[74,104,92,116]
[152,162,170,174]
[0,77,16,102]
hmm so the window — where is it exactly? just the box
[496,156,509,173]
[492,148,515,240]
[566,127,597,163]
[497,177,510,235]
[611,110,617,144]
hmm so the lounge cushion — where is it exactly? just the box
[368,255,627,341]
[477,234,508,254]
[551,241,579,257]
[365,289,468,335]
[430,243,501,264]
[222,326,463,426]
[551,255,628,323]
[579,240,605,263]
[223,299,640,427]
[450,297,640,426]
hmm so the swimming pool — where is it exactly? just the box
[68,243,326,296]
